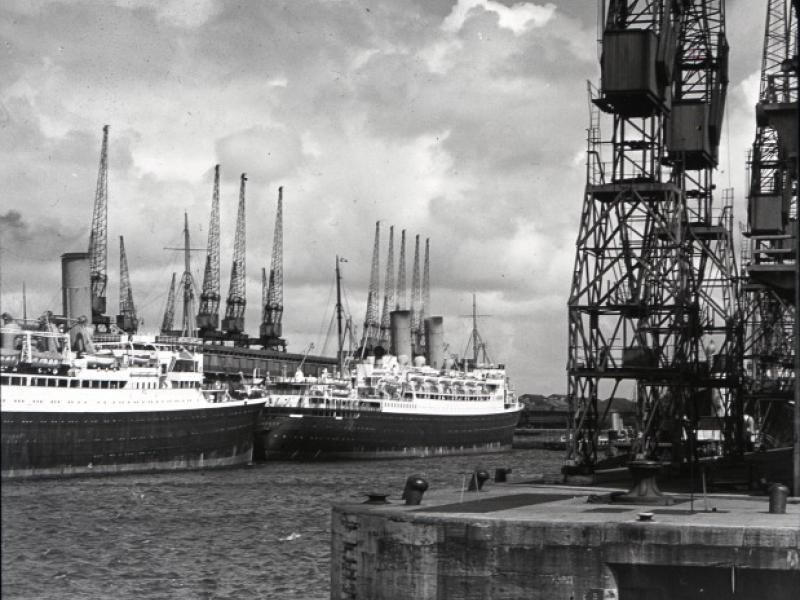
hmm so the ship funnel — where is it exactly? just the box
[390,310,412,360]
[424,316,444,369]
[1,316,21,351]
[61,252,92,324]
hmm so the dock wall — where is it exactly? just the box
[331,486,800,599]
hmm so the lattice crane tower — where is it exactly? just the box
[410,234,421,355]
[741,0,798,452]
[379,225,395,348]
[566,0,738,473]
[88,125,110,327]
[359,221,382,354]
[161,272,177,334]
[261,267,268,328]
[419,237,430,355]
[222,174,247,336]
[197,165,221,335]
[260,186,287,351]
[396,229,407,310]
[116,235,138,334]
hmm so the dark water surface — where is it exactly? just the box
[2,449,563,599]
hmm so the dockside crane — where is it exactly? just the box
[116,235,138,333]
[261,267,268,325]
[222,174,247,341]
[378,225,395,349]
[668,0,740,458]
[565,0,737,474]
[359,221,382,355]
[197,165,221,337]
[88,125,110,329]
[260,186,286,351]
[419,237,430,355]
[396,229,407,310]
[160,272,177,334]
[740,0,798,484]
[410,234,421,356]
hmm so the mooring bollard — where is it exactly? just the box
[768,483,789,514]
[494,467,511,483]
[468,469,490,491]
[614,459,674,506]
[402,475,429,505]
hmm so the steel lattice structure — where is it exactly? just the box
[116,235,138,333]
[260,186,286,351]
[197,165,221,335]
[741,0,798,448]
[419,237,430,355]
[222,174,247,335]
[379,225,395,348]
[566,0,740,472]
[161,272,177,334]
[89,125,109,326]
[410,234,422,354]
[359,221,382,354]
[396,229,407,310]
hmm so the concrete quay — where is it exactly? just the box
[331,481,800,599]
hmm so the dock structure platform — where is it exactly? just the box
[331,481,800,599]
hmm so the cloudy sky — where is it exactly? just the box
[0,0,765,394]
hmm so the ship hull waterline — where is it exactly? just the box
[256,407,521,460]
[1,402,265,480]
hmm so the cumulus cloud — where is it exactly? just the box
[442,0,556,35]
[0,0,763,394]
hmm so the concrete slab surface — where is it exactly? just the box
[331,482,800,600]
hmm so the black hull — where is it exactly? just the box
[1,402,264,480]
[256,407,520,459]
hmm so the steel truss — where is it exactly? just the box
[566,0,740,472]
[741,0,798,447]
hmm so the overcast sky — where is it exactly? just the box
[0,0,765,394]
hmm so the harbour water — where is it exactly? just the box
[1,449,563,599]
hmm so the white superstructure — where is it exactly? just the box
[0,326,259,413]
[265,354,519,417]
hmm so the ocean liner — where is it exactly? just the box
[257,353,520,459]
[256,252,521,459]
[1,317,266,479]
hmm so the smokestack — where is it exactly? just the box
[61,252,92,323]
[424,317,444,369]
[390,310,412,363]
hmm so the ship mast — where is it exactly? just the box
[472,294,479,365]
[336,255,345,376]
[462,293,491,366]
